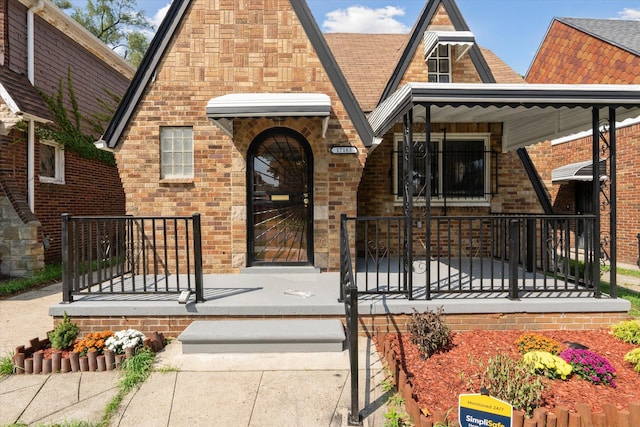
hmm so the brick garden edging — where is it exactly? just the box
[12,332,167,375]
[376,327,640,427]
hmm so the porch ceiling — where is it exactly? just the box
[368,83,640,152]
[205,93,331,138]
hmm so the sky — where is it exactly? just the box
[70,0,640,76]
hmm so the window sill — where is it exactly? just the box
[159,178,194,186]
[39,177,65,185]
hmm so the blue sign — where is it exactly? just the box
[458,394,513,427]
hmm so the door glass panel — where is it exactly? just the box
[250,132,310,264]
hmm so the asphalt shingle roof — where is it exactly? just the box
[324,34,523,112]
[0,66,52,122]
[558,17,640,57]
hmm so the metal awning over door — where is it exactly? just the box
[206,93,331,137]
[552,159,607,183]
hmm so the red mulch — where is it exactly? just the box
[381,329,640,417]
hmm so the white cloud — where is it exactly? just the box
[150,3,173,29]
[618,8,640,20]
[322,5,410,33]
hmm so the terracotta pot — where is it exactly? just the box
[42,357,52,374]
[61,357,71,373]
[79,356,89,372]
[24,358,33,374]
[105,350,115,371]
[14,353,25,375]
[87,351,98,371]
[97,355,106,371]
[125,346,134,358]
[69,352,80,372]
[115,354,124,369]
[51,351,62,373]
[33,351,43,374]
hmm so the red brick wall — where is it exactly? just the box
[54,312,632,338]
[528,125,640,266]
[34,148,125,263]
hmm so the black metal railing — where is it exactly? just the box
[341,213,604,300]
[339,214,362,426]
[62,214,203,303]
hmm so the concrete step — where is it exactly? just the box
[177,319,346,354]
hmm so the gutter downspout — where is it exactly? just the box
[26,0,45,212]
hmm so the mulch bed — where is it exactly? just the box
[379,329,640,424]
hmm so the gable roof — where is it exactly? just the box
[100,0,376,149]
[557,18,640,57]
[378,0,495,103]
[324,33,522,113]
[0,66,52,122]
[20,0,135,79]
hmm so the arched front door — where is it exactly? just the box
[247,128,313,266]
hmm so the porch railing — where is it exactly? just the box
[339,214,362,425]
[61,214,204,303]
[341,214,606,300]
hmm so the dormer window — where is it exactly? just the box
[423,30,476,83]
[427,45,451,83]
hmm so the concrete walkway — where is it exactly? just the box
[0,283,390,427]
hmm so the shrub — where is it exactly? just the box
[408,307,452,359]
[73,330,113,356]
[522,351,572,380]
[105,329,146,354]
[611,320,640,345]
[623,348,640,372]
[559,348,616,387]
[48,311,80,350]
[515,333,562,355]
[477,354,546,416]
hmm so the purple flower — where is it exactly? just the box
[559,348,616,387]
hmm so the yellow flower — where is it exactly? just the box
[523,351,573,380]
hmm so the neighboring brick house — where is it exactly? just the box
[0,0,134,276]
[98,0,640,275]
[526,18,640,267]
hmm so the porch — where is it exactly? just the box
[49,266,630,332]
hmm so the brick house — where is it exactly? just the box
[526,18,640,267]
[0,0,134,276]
[97,0,640,277]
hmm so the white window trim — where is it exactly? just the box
[393,133,491,207]
[160,127,194,180]
[39,140,65,184]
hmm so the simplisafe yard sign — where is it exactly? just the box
[459,394,513,427]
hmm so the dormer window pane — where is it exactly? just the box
[427,44,451,83]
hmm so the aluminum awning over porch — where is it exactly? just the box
[360,82,640,298]
[367,83,640,152]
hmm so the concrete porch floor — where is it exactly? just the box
[49,262,631,318]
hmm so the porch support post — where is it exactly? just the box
[609,107,617,298]
[422,103,432,300]
[592,107,601,292]
[61,213,72,303]
[402,109,414,298]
